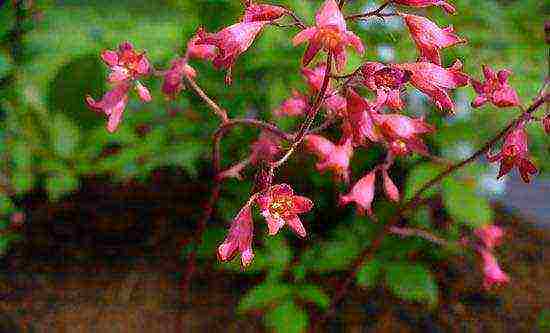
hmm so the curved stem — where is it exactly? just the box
[181,73,229,123]
[314,92,548,330]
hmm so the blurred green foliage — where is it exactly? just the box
[0,0,548,331]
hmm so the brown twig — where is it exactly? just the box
[181,73,229,123]
[345,1,395,21]
[314,92,548,330]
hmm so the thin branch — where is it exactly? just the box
[388,226,450,246]
[181,73,229,123]
[314,91,548,330]
[345,1,395,21]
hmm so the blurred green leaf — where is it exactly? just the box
[537,308,550,331]
[404,163,444,201]
[0,51,12,78]
[50,114,80,158]
[442,178,493,229]
[45,171,79,201]
[385,262,438,306]
[294,284,330,310]
[0,194,14,215]
[11,170,34,194]
[237,282,292,313]
[264,300,308,333]
[357,259,382,288]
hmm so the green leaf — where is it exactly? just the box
[11,170,34,194]
[237,283,292,313]
[0,194,14,215]
[45,172,79,201]
[50,114,80,158]
[0,51,13,79]
[385,262,438,306]
[404,163,443,201]
[264,300,308,333]
[442,178,493,229]
[294,285,330,310]
[356,259,382,288]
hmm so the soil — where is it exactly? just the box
[0,171,548,332]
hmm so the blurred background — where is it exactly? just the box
[0,0,548,332]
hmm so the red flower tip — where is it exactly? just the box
[474,225,504,250]
[273,90,308,117]
[186,34,217,61]
[471,65,520,108]
[302,64,347,114]
[543,115,550,135]
[487,126,537,183]
[256,184,313,237]
[342,88,379,146]
[218,205,255,267]
[372,113,434,156]
[292,0,364,71]
[401,13,466,66]
[135,82,151,103]
[196,21,266,71]
[394,61,469,112]
[361,62,410,111]
[242,1,287,23]
[480,249,509,289]
[393,0,456,15]
[340,171,376,216]
[305,135,354,183]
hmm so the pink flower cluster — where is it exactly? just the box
[474,225,509,289]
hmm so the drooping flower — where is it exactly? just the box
[161,57,198,99]
[86,82,131,133]
[543,115,550,135]
[87,42,152,132]
[394,60,469,112]
[480,249,509,289]
[304,135,354,182]
[361,62,410,111]
[382,169,400,202]
[242,0,287,23]
[393,0,456,15]
[475,225,504,250]
[302,65,346,115]
[340,171,376,216]
[371,113,435,156]
[401,13,465,66]
[218,205,255,267]
[471,65,520,108]
[196,22,266,78]
[250,131,282,165]
[273,90,308,117]
[186,34,217,61]
[487,126,537,183]
[292,0,364,71]
[256,184,313,237]
[341,89,378,146]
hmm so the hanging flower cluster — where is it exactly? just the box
[84,0,548,291]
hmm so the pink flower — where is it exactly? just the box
[401,13,465,66]
[471,65,520,108]
[340,171,376,216]
[256,184,314,237]
[135,82,151,102]
[487,126,537,183]
[372,113,435,156]
[101,41,151,83]
[186,34,217,61]
[342,89,378,146]
[394,60,469,112]
[475,225,504,250]
[361,62,410,111]
[86,82,131,133]
[304,135,354,182]
[161,57,198,99]
[292,0,364,71]
[302,65,347,114]
[218,205,255,267]
[393,0,456,15]
[480,249,509,289]
[543,115,550,135]
[250,131,282,164]
[273,90,308,117]
[196,21,266,76]
[382,169,399,202]
[242,0,287,23]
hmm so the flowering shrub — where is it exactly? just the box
[0,0,548,331]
